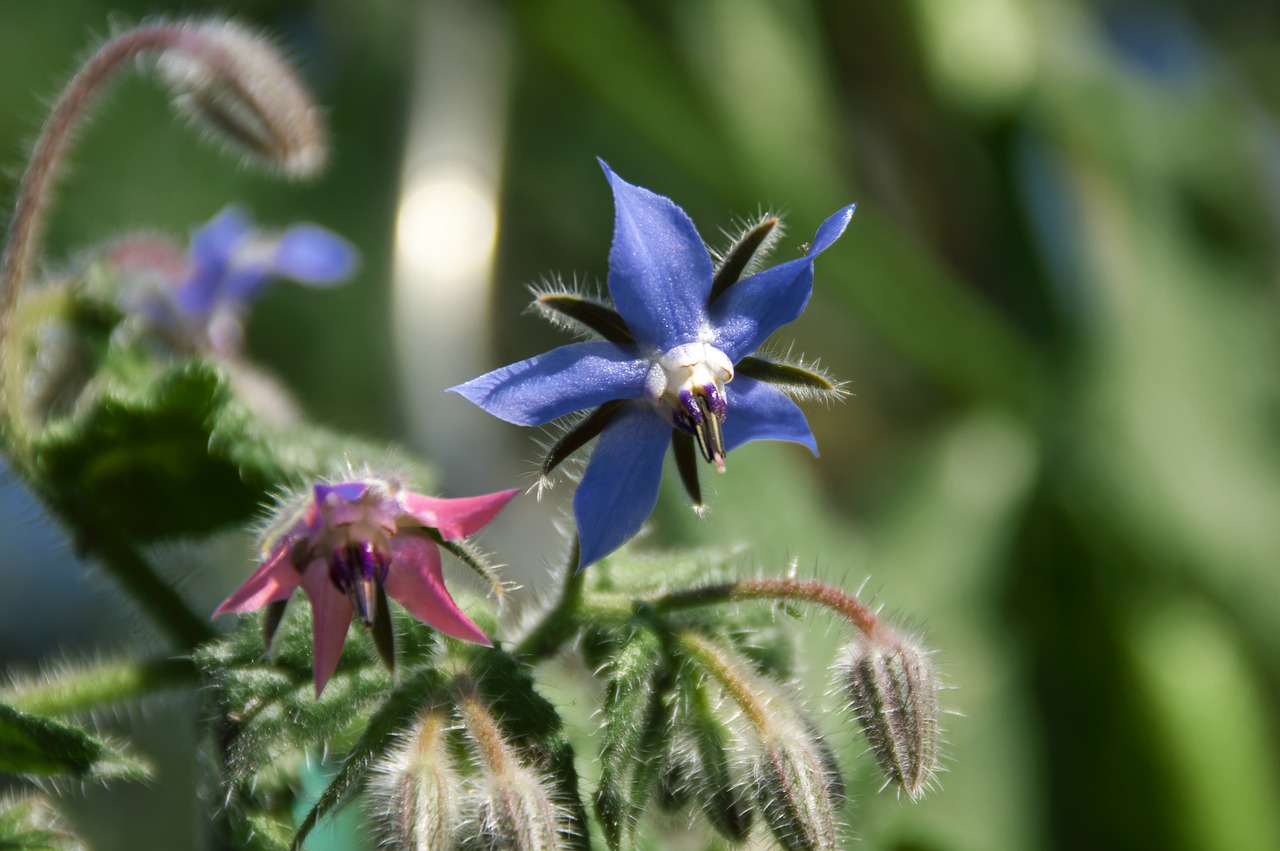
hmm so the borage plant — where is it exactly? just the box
[0,18,944,851]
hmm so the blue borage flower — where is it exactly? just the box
[451,162,854,570]
[115,205,357,355]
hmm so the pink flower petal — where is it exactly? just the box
[212,546,301,616]
[383,536,491,646]
[400,488,519,541]
[299,559,354,697]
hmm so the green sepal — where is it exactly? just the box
[710,216,781,303]
[675,665,754,842]
[735,355,844,398]
[0,793,86,851]
[465,645,591,850]
[540,399,626,481]
[0,702,149,783]
[290,665,450,850]
[595,626,670,849]
[369,586,396,675]
[671,430,703,508]
[532,291,635,344]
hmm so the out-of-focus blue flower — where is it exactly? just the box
[116,205,357,355]
[451,162,853,569]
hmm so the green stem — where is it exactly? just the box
[514,537,585,659]
[54,490,215,650]
[3,657,196,717]
[651,576,885,641]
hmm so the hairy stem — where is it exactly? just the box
[513,537,585,659]
[2,656,197,717]
[652,576,884,641]
[676,630,770,730]
[54,488,215,650]
[0,24,198,358]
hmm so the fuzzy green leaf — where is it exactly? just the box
[0,794,86,851]
[290,665,450,850]
[27,351,425,544]
[675,666,754,841]
[30,359,258,540]
[466,645,591,850]
[0,703,148,783]
[595,627,670,850]
[197,609,438,784]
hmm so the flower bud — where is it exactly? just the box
[837,629,940,800]
[664,674,754,842]
[466,761,569,851]
[367,708,460,850]
[456,685,574,850]
[156,20,326,178]
[677,631,842,850]
[751,714,844,851]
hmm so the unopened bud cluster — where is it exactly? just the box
[676,632,845,850]
[369,684,575,851]
[837,626,941,800]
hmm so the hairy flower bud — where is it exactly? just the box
[456,684,574,850]
[157,20,326,178]
[837,628,940,800]
[678,631,842,850]
[368,708,459,850]
[751,715,844,851]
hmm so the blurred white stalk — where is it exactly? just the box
[392,1,562,587]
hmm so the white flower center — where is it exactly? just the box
[645,342,734,471]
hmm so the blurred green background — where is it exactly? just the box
[3,0,1280,849]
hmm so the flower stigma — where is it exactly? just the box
[646,342,734,472]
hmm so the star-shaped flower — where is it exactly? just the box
[451,162,853,570]
[115,205,357,355]
[214,477,517,695]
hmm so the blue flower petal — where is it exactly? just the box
[271,224,359,287]
[574,403,671,570]
[710,204,855,362]
[723,375,818,455]
[448,341,649,426]
[177,206,254,315]
[602,161,714,349]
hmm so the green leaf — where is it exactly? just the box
[595,627,670,849]
[0,703,148,783]
[28,351,428,544]
[31,359,258,540]
[233,811,293,851]
[0,793,86,851]
[197,609,432,785]
[465,645,591,850]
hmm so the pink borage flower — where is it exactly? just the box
[214,477,518,695]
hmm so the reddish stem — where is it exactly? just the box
[652,576,885,641]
